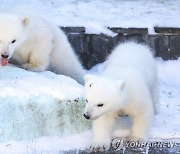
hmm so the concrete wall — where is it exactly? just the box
[61,27,180,69]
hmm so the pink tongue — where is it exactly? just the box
[1,58,8,66]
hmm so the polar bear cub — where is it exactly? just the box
[0,13,85,84]
[83,42,159,152]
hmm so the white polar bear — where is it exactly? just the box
[0,13,85,84]
[83,42,159,152]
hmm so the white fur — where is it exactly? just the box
[84,42,159,152]
[0,13,85,84]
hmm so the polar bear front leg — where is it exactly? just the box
[21,45,51,72]
[129,105,154,140]
[90,114,116,152]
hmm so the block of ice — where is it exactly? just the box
[0,65,91,141]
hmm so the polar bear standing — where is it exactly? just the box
[83,42,159,152]
[0,13,85,84]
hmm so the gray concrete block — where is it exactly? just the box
[126,34,144,43]
[61,27,180,67]
[67,34,89,68]
[86,34,108,69]
[169,36,180,59]
[148,35,170,59]
[106,34,126,54]
[109,28,148,35]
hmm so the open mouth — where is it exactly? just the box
[1,58,9,66]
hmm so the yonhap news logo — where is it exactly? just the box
[111,138,178,151]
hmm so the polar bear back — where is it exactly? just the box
[103,42,157,90]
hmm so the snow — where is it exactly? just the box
[0,59,179,153]
[0,0,179,153]
[0,65,83,100]
[0,0,180,35]
[151,58,180,139]
[0,131,92,154]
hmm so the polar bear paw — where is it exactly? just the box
[90,141,110,152]
[21,63,35,70]
[21,63,45,72]
[127,137,140,142]
[127,135,146,142]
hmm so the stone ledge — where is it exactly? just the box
[154,27,180,35]
[61,27,85,33]
[109,27,148,34]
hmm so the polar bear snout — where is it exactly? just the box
[1,54,9,59]
[83,113,90,119]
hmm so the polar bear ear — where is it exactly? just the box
[21,17,29,26]
[116,80,125,90]
[84,74,95,83]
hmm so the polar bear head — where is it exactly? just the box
[0,14,29,65]
[83,74,127,120]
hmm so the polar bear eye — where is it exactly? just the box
[86,99,88,103]
[89,83,93,87]
[11,39,16,43]
[97,104,104,107]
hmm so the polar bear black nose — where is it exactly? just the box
[83,114,90,119]
[1,54,9,59]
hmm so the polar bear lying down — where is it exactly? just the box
[0,13,85,84]
[83,42,159,152]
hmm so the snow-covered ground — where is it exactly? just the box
[0,0,180,35]
[0,58,179,153]
[0,0,179,153]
